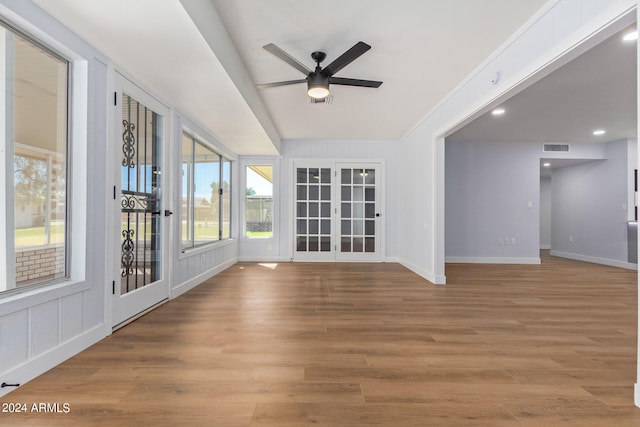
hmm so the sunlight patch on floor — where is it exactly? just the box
[258,263,278,270]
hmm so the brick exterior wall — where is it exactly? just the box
[16,245,65,283]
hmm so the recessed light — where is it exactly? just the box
[543,162,551,168]
[491,108,505,116]
[593,129,606,136]
[623,30,638,41]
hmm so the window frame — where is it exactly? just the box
[180,131,232,251]
[244,164,274,239]
[240,157,278,242]
[0,18,72,296]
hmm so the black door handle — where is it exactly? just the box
[164,210,173,217]
[376,213,381,217]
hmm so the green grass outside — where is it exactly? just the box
[16,222,267,248]
[245,231,273,238]
[15,225,65,247]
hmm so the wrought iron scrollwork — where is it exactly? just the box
[122,119,136,168]
[121,191,159,213]
[121,229,135,277]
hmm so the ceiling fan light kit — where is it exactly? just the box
[307,70,330,99]
[258,41,382,101]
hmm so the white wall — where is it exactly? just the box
[0,0,240,396]
[398,0,637,284]
[0,0,110,397]
[551,139,637,268]
[170,112,239,299]
[248,139,400,262]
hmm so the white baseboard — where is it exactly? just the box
[540,244,551,250]
[445,257,541,265]
[550,251,638,270]
[398,258,446,285]
[0,323,106,398]
[237,256,292,262]
[171,257,237,299]
[635,383,640,407]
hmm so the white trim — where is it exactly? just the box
[398,257,445,285]
[0,322,105,398]
[550,250,638,270]
[635,383,640,407]
[238,156,279,242]
[433,2,638,291]
[0,279,90,316]
[110,73,172,327]
[445,257,541,265]
[289,158,386,263]
[180,114,237,162]
[178,238,236,260]
[540,244,551,250]
[170,257,237,299]
[238,256,291,263]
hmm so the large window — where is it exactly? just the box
[181,132,231,249]
[1,22,69,293]
[245,165,273,238]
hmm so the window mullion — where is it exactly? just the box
[218,154,223,240]
[0,28,16,291]
[190,139,195,248]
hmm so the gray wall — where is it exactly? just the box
[550,139,635,267]
[540,176,552,249]
[444,139,624,264]
[445,140,541,263]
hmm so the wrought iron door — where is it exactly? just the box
[120,94,161,295]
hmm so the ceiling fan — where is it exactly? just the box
[256,41,383,102]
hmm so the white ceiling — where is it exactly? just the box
[448,25,638,145]
[33,0,551,154]
[209,0,548,142]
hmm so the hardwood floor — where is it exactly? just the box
[2,255,640,426]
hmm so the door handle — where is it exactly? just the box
[376,213,381,217]
[164,210,173,217]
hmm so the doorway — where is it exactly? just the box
[111,74,171,328]
[293,160,383,262]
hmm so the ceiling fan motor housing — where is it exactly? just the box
[307,71,330,98]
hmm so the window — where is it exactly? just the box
[181,132,231,249]
[1,22,69,293]
[245,166,273,238]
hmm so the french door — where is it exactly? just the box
[293,161,382,262]
[112,74,170,327]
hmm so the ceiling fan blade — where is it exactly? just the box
[263,44,312,75]
[330,77,382,88]
[256,79,307,89]
[321,41,371,77]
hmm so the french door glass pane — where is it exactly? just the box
[295,167,331,252]
[340,168,375,254]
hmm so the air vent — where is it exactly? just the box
[543,143,570,152]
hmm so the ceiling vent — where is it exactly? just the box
[543,143,570,152]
